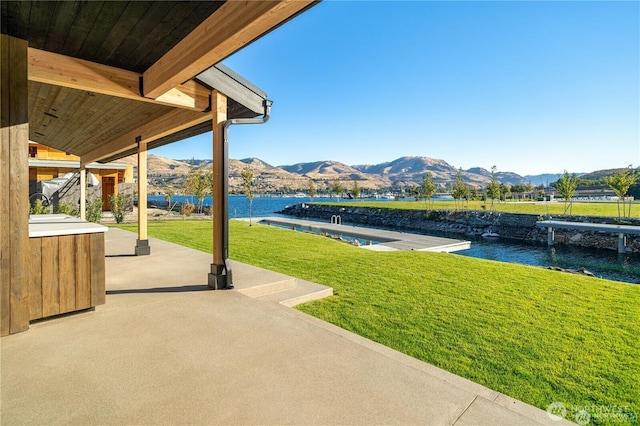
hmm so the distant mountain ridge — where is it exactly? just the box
[125,153,603,193]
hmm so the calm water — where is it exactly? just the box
[148,194,328,218]
[148,195,640,284]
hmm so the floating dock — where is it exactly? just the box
[257,217,471,253]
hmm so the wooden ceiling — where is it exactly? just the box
[1,1,225,73]
[28,81,173,157]
[1,1,318,162]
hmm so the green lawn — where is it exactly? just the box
[325,199,640,218]
[114,220,640,425]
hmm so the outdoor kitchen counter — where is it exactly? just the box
[27,215,107,322]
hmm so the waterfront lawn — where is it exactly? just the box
[327,200,640,218]
[114,220,640,424]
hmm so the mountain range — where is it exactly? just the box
[121,154,584,193]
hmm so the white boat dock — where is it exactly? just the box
[257,217,471,253]
[537,219,640,253]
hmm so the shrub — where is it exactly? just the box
[53,201,77,216]
[109,193,126,224]
[180,203,195,217]
[86,198,103,223]
[29,199,49,215]
[424,210,439,220]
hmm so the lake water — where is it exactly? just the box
[148,195,640,284]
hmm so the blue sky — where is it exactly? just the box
[152,0,640,176]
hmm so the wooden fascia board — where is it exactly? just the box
[142,0,316,99]
[81,109,209,165]
[28,48,210,111]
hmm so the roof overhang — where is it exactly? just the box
[1,1,318,164]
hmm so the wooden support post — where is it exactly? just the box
[208,91,229,289]
[618,233,626,254]
[547,227,554,247]
[79,166,86,220]
[135,137,150,255]
[1,35,30,335]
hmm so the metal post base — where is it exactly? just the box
[208,263,233,290]
[135,239,150,256]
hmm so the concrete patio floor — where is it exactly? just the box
[1,228,570,425]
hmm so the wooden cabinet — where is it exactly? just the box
[27,232,105,322]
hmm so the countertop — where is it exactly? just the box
[29,214,109,238]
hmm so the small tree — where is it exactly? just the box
[241,165,254,226]
[471,186,480,201]
[351,180,361,199]
[554,170,579,215]
[500,183,511,201]
[485,165,501,211]
[309,179,316,202]
[605,165,638,218]
[109,193,126,224]
[185,164,212,214]
[164,187,178,214]
[421,172,437,209]
[451,169,468,210]
[331,179,343,201]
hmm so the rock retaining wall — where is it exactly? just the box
[279,204,640,254]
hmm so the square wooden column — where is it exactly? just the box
[135,137,150,255]
[208,91,231,289]
[1,35,30,335]
[79,165,86,220]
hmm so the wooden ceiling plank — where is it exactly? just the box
[42,89,96,149]
[109,1,175,71]
[59,3,104,58]
[26,2,53,48]
[132,2,218,73]
[28,82,54,143]
[65,101,169,156]
[43,2,82,54]
[94,2,151,64]
[28,48,210,111]
[81,108,210,164]
[142,0,315,99]
[75,2,129,64]
[5,1,30,40]
[52,93,119,153]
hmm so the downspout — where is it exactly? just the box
[219,99,273,289]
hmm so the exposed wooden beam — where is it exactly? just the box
[28,48,210,111]
[143,0,316,99]
[154,80,210,111]
[81,108,209,165]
